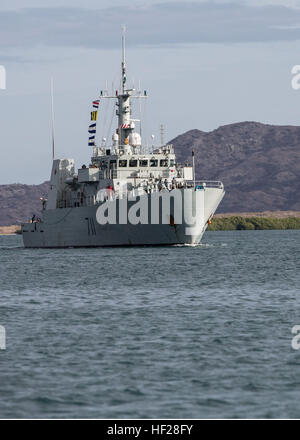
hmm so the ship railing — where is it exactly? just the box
[187,180,224,189]
[92,181,224,205]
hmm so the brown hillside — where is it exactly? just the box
[171,121,300,212]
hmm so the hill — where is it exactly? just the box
[0,182,49,226]
[171,121,300,213]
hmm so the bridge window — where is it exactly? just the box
[139,160,148,167]
[119,160,127,167]
[129,159,138,167]
[169,159,175,167]
[160,159,168,167]
[150,159,158,167]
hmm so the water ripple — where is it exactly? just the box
[0,230,300,418]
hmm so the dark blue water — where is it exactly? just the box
[0,230,300,418]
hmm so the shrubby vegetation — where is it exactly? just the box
[207,216,300,231]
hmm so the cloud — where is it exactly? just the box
[1,2,300,53]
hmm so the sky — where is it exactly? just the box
[1,0,300,183]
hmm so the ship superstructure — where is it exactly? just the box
[22,28,224,248]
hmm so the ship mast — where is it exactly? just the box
[122,24,126,94]
[118,25,133,148]
[50,77,55,160]
[95,26,147,155]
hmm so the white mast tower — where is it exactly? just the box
[117,25,135,148]
[98,26,146,155]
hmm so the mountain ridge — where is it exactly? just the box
[171,121,300,213]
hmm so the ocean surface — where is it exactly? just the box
[0,230,300,419]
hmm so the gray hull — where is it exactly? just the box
[22,187,224,248]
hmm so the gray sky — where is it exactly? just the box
[1,0,300,183]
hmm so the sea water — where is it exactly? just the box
[0,230,299,418]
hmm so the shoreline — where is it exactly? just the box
[0,225,21,235]
[1,211,300,234]
[214,210,300,219]
[208,213,300,231]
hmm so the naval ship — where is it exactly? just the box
[22,29,224,248]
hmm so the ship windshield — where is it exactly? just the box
[160,159,168,167]
[129,159,138,167]
[139,160,148,167]
[150,159,158,167]
[119,160,127,167]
